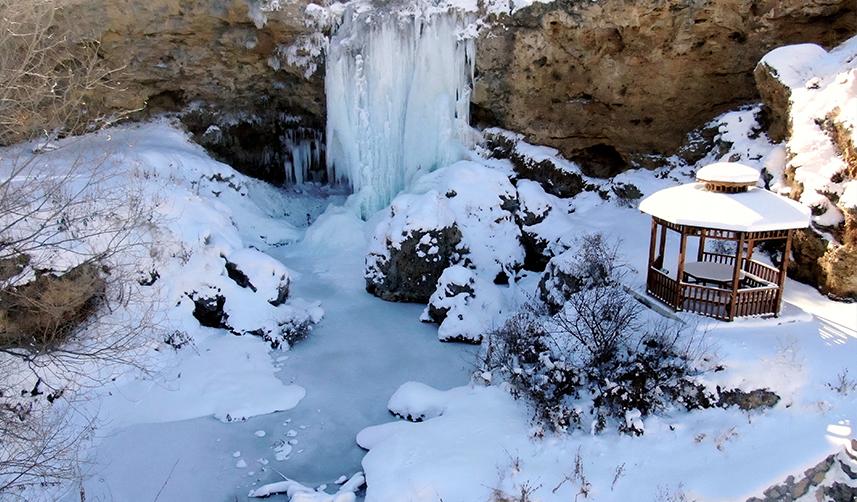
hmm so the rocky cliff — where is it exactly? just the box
[475,0,855,173]
[754,38,857,299]
[67,0,855,180]
[66,0,325,184]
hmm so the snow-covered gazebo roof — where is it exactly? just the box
[639,163,810,232]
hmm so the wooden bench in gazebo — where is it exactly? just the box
[639,162,811,321]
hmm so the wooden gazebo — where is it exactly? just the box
[639,162,810,321]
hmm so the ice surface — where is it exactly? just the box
[325,3,475,216]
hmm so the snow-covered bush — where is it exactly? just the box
[483,235,714,435]
[538,233,621,314]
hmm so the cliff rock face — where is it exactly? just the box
[754,39,857,299]
[474,0,856,171]
[74,0,323,117]
[63,0,855,182]
[67,0,325,183]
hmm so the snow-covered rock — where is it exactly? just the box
[223,247,291,306]
[756,35,857,298]
[421,265,504,343]
[365,191,463,303]
[365,161,525,302]
[515,179,577,270]
[484,128,591,197]
[387,381,449,422]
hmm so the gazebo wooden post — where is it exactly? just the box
[657,221,667,266]
[744,239,755,271]
[648,218,657,271]
[728,231,746,320]
[697,229,706,261]
[675,227,688,311]
[774,229,793,315]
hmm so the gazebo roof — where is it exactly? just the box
[639,182,811,232]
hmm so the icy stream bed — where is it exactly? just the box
[70,195,477,501]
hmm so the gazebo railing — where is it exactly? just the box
[647,266,780,321]
[646,267,679,309]
[733,285,778,318]
[698,251,781,285]
[679,282,731,320]
[743,260,780,285]
[699,251,735,265]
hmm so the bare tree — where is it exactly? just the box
[0,0,127,146]
[0,2,153,497]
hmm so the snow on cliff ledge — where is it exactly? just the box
[760,36,857,230]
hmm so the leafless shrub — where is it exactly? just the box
[552,447,591,500]
[827,369,857,396]
[611,463,625,491]
[0,143,158,495]
[0,0,128,146]
[491,482,540,502]
[0,261,105,350]
[655,483,696,502]
[482,234,715,435]
[490,453,541,502]
[0,396,95,498]
[0,4,148,493]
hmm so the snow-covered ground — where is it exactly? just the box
[3,50,856,500]
[3,108,840,502]
[0,120,475,501]
[358,192,857,501]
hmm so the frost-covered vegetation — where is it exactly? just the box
[481,235,720,436]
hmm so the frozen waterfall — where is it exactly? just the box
[325,5,476,217]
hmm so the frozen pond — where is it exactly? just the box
[72,197,477,501]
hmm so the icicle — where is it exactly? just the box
[283,128,324,185]
[325,5,476,217]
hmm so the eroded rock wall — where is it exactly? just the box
[64,0,325,183]
[474,0,856,170]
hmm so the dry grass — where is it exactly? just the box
[0,261,105,352]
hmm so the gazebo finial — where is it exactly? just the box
[696,162,759,193]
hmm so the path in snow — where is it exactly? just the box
[75,200,476,501]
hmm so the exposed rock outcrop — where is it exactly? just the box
[748,441,857,502]
[474,0,856,166]
[754,39,857,299]
[72,0,323,118]
[44,0,855,186]
[64,0,325,183]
